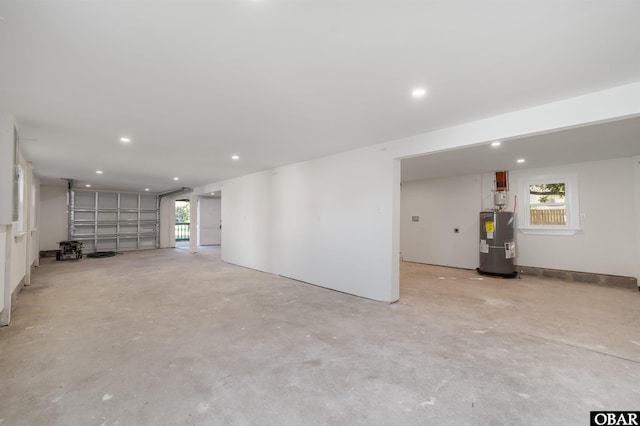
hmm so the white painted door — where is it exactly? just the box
[198,198,221,245]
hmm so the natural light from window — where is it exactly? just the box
[529,183,566,226]
[518,174,580,235]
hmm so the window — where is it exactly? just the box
[13,164,25,234]
[12,128,20,223]
[529,183,566,225]
[12,124,26,235]
[518,174,580,235]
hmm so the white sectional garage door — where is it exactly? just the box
[69,190,159,253]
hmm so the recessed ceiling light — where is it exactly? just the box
[517,158,526,163]
[211,192,215,195]
[411,87,427,98]
[491,141,501,147]
[120,137,131,143]
[145,188,150,192]
[96,170,103,174]
[231,155,240,160]
[173,177,180,181]
[85,184,91,188]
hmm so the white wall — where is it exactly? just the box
[1,114,13,320]
[0,227,7,317]
[159,197,176,248]
[634,156,640,283]
[10,227,27,295]
[0,115,14,224]
[215,146,400,303]
[189,83,640,301]
[1,115,39,325]
[2,143,31,324]
[401,174,482,269]
[509,157,638,277]
[39,184,68,251]
[10,149,29,294]
[29,172,40,269]
[401,157,639,278]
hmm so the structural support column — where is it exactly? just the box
[24,162,33,285]
[1,225,11,326]
[0,115,14,326]
[633,156,640,288]
[189,195,198,253]
[390,157,401,302]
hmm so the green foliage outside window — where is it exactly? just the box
[529,183,565,203]
[175,200,190,223]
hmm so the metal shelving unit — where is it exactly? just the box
[69,190,159,253]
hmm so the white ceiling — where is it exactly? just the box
[1,1,640,192]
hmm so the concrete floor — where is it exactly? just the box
[1,248,639,425]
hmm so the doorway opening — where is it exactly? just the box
[197,191,222,247]
[175,199,190,248]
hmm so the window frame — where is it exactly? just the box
[517,173,580,236]
[13,164,25,236]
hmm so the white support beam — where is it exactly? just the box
[189,195,198,254]
[387,82,640,160]
[1,225,11,326]
[634,156,640,287]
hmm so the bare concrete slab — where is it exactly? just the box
[1,249,639,425]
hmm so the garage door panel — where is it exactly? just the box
[70,190,159,253]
